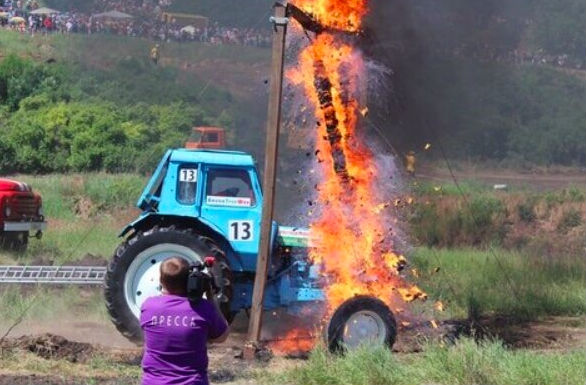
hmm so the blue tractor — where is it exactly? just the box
[104,149,397,351]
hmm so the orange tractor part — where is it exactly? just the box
[185,127,226,149]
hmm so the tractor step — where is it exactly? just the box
[0,265,106,285]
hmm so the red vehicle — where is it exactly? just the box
[185,127,226,149]
[0,179,46,252]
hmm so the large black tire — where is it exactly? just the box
[326,296,397,353]
[0,231,28,253]
[104,226,233,344]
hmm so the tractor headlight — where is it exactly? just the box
[4,205,11,217]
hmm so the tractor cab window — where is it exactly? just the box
[205,169,255,207]
[177,166,198,205]
[202,132,219,143]
[187,131,202,143]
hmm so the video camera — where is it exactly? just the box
[186,257,216,302]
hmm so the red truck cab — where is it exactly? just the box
[185,127,226,149]
[0,178,46,251]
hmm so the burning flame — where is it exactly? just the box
[291,0,368,32]
[288,0,426,314]
[269,329,316,354]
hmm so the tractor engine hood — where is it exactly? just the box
[0,179,31,192]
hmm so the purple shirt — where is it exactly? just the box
[140,295,228,385]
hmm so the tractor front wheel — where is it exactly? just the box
[104,226,233,344]
[325,296,397,352]
[0,231,28,252]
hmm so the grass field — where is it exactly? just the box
[0,286,108,327]
[1,173,584,320]
[0,174,145,265]
[0,31,269,68]
[410,247,586,320]
[0,348,140,383]
[269,339,585,385]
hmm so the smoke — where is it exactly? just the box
[359,0,540,156]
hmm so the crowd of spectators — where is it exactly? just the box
[0,0,270,47]
[433,43,585,70]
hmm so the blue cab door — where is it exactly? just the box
[199,165,262,271]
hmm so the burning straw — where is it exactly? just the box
[287,0,426,315]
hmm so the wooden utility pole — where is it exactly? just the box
[245,1,288,356]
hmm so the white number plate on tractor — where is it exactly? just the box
[228,220,253,241]
[179,169,197,182]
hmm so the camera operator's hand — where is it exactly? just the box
[206,288,226,318]
[205,287,215,303]
[205,287,229,343]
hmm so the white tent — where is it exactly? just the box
[92,10,134,19]
[30,7,60,15]
[180,25,196,35]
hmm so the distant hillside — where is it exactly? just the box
[365,0,586,167]
[0,32,269,174]
[4,0,586,169]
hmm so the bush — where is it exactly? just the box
[462,196,505,243]
[558,208,583,233]
[517,201,536,223]
[410,195,506,247]
[0,53,235,175]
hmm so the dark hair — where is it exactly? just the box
[160,257,190,295]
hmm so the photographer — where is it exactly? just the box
[140,257,229,385]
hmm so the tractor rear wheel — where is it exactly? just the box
[104,226,233,344]
[325,296,397,352]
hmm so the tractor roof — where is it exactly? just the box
[169,148,255,167]
[193,126,224,132]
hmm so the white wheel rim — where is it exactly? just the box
[123,243,203,318]
[342,310,386,348]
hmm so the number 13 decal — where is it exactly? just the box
[228,220,253,241]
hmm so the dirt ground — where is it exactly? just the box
[1,307,584,385]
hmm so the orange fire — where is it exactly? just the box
[288,0,426,313]
[292,0,367,32]
[269,329,316,354]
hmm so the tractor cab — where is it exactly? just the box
[132,149,264,271]
[185,127,226,149]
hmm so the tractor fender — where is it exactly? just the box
[118,213,244,271]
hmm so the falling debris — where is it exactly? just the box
[430,320,439,329]
[360,106,369,117]
[372,202,390,214]
[434,301,444,312]
[424,143,432,150]
[405,151,416,175]
[312,58,349,181]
